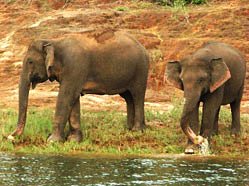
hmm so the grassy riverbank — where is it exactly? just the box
[0,101,249,156]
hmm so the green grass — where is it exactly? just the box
[114,6,130,12]
[0,100,249,156]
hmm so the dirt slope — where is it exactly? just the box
[0,0,248,112]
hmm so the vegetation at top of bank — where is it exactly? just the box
[0,99,249,156]
[152,0,207,7]
[3,0,207,9]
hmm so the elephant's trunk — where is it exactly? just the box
[8,69,30,139]
[180,96,204,145]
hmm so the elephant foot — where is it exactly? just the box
[211,130,218,136]
[230,128,240,137]
[130,123,146,132]
[47,133,65,143]
[7,126,25,141]
[67,130,83,143]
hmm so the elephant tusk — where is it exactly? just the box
[186,127,205,145]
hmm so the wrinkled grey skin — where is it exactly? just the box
[10,32,149,142]
[166,42,246,153]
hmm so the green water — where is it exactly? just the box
[0,153,248,186]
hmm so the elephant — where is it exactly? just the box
[8,31,149,142]
[166,41,246,154]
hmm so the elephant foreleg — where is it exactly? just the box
[201,105,221,140]
[201,107,217,139]
[67,96,83,142]
[47,83,81,142]
[200,88,224,140]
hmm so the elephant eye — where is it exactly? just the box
[197,77,205,83]
[28,60,33,65]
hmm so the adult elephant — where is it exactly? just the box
[166,42,246,154]
[8,31,149,142]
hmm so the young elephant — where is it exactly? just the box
[166,42,246,153]
[8,31,149,142]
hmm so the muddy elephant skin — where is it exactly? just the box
[166,42,246,153]
[9,31,149,142]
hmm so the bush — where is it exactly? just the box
[186,0,207,4]
[152,0,207,6]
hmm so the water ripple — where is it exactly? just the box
[0,153,248,186]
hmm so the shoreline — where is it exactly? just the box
[1,151,249,161]
[1,107,249,157]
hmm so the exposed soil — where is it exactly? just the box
[0,0,248,112]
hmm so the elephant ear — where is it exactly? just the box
[166,61,183,90]
[43,43,55,80]
[33,40,56,80]
[210,58,231,93]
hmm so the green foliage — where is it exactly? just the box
[173,0,186,7]
[153,0,207,6]
[114,6,130,12]
[187,0,207,4]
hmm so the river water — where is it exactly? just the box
[0,153,248,186]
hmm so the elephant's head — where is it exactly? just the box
[25,41,56,89]
[9,40,55,138]
[166,50,231,144]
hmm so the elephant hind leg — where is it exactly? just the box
[47,83,83,143]
[120,91,135,130]
[130,89,146,131]
[230,87,243,136]
[230,100,241,136]
[67,96,83,142]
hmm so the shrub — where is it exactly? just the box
[186,0,207,4]
[152,0,207,6]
